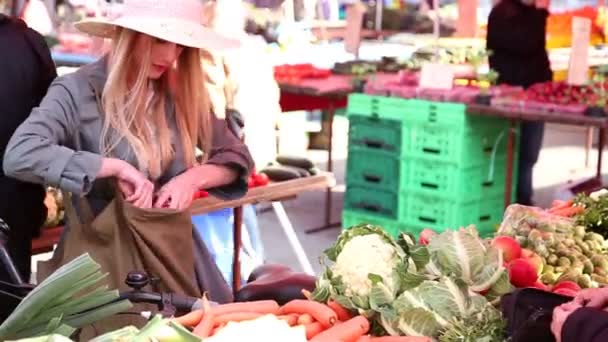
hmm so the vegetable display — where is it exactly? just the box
[497,202,608,291]
[311,224,510,341]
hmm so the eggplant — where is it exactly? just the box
[260,166,301,182]
[276,155,315,170]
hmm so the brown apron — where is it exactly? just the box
[37,188,232,337]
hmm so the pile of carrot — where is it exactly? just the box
[547,199,585,217]
[173,298,430,342]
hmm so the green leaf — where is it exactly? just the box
[410,245,431,270]
[400,272,427,290]
[334,295,357,310]
[351,295,371,310]
[368,273,384,285]
[397,308,443,337]
[369,282,395,310]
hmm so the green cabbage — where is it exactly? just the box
[425,226,510,294]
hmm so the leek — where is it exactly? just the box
[89,326,139,342]
[0,254,132,340]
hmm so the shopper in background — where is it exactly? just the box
[486,0,551,205]
[0,13,56,287]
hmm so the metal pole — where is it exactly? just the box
[433,0,440,62]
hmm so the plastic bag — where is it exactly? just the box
[498,204,576,257]
[192,205,264,289]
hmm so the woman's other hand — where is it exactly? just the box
[153,170,198,210]
[100,158,154,208]
[552,302,581,342]
[569,288,608,310]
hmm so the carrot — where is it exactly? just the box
[358,336,432,342]
[328,300,353,321]
[278,314,299,326]
[192,312,215,338]
[211,300,280,316]
[173,309,204,327]
[213,312,265,325]
[280,300,338,328]
[302,289,312,299]
[210,323,226,336]
[550,199,573,211]
[305,321,325,340]
[551,206,585,217]
[310,315,370,342]
[297,313,314,325]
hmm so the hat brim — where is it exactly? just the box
[74,16,240,51]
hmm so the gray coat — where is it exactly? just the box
[3,57,254,216]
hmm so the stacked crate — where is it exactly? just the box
[343,94,518,238]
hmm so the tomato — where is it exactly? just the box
[253,173,270,186]
[248,176,256,188]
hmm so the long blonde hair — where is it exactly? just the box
[100,29,212,179]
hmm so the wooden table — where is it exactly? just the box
[32,173,335,292]
[279,77,352,234]
[467,104,608,208]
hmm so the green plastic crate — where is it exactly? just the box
[404,124,509,167]
[348,115,404,156]
[347,94,411,122]
[402,192,480,231]
[400,156,508,200]
[346,148,401,192]
[344,185,403,220]
[477,197,506,237]
[342,209,407,238]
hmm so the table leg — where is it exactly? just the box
[586,127,594,168]
[232,206,243,294]
[597,128,606,181]
[504,120,517,209]
[306,102,342,234]
[271,202,316,275]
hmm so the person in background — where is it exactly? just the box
[0,13,56,287]
[552,287,608,341]
[196,0,282,278]
[486,0,551,206]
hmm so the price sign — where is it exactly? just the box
[419,63,455,90]
[567,17,592,85]
[344,3,365,57]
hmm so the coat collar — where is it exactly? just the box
[85,56,109,97]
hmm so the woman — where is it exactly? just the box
[486,0,551,206]
[3,0,253,302]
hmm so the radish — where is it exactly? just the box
[508,258,539,288]
[418,228,437,245]
[492,236,522,263]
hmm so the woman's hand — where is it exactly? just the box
[100,158,154,208]
[551,302,580,342]
[569,288,608,310]
[153,170,198,211]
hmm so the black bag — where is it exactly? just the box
[501,288,572,342]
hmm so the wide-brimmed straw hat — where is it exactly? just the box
[74,0,240,51]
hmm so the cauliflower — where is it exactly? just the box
[332,234,398,297]
[311,224,414,316]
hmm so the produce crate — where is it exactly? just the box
[403,123,509,167]
[348,115,404,156]
[342,209,408,238]
[344,185,403,220]
[401,192,481,232]
[400,156,510,200]
[346,147,401,192]
[477,196,506,237]
[347,94,411,122]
